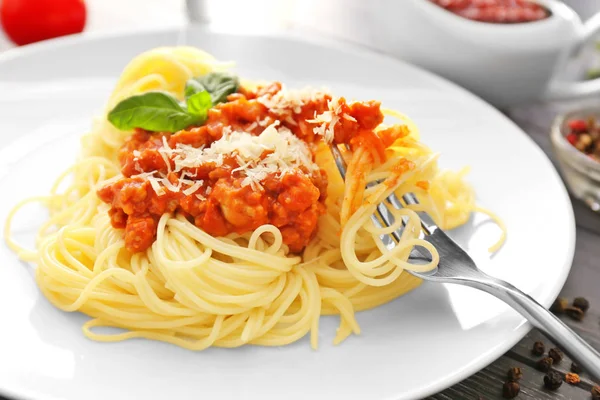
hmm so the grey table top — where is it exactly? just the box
[429,102,600,400]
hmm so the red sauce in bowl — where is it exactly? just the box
[430,0,549,23]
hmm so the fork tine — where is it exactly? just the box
[330,145,402,246]
[401,193,439,235]
[386,192,410,227]
[330,145,348,180]
[335,144,437,236]
[330,144,434,266]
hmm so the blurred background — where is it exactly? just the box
[2,0,600,108]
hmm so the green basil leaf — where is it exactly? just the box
[107,92,200,132]
[185,72,239,105]
[184,79,206,99]
[186,90,212,122]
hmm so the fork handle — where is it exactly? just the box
[463,276,600,380]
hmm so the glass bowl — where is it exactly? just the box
[551,108,600,212]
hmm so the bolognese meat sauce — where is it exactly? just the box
[97,82,384,253]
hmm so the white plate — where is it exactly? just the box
[0,27,575,400]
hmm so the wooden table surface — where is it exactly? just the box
[429,102,600,400]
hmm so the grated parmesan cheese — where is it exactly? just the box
[160,136,173,174]
[183,180,204,195]
[136,122,319,196]
[257,86,330,116]
[131,171,167,196]
[308,97,344,143]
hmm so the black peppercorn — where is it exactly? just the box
[507,367,523,381]
[573,297,589,312]
[503,381,520,399]
[548,347,563,364]
[536,356,553,372]
[531,341,545,356]
[550,297,568,314]
[570,362,581,374]
[544,371,563,390]
[565,306,585,321]
[592,385,600,400]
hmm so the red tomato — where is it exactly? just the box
[1,0,86,46]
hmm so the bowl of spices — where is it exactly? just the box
[551,109,600,211]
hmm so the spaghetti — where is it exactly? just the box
[4,46,504,350]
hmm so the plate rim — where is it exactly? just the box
[0,26,577,400]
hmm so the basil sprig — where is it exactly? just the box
[107,92,203,132]
[185,91,212,124]
[107,72,239,132]
[185,72,239,105]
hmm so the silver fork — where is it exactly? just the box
[330,145,600,380]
